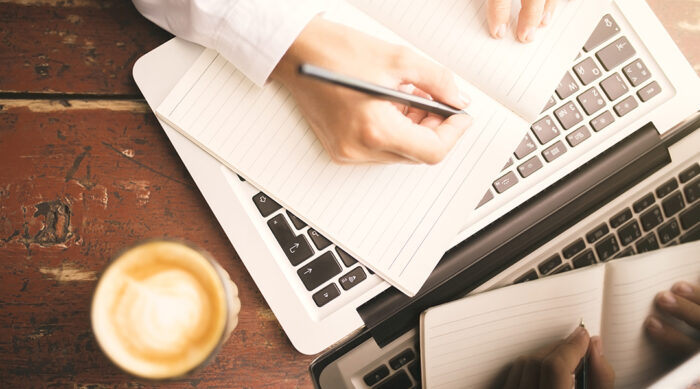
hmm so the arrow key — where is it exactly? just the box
[339,267,367,290]
[297,251,342,291]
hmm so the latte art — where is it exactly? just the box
[92,241,238,379]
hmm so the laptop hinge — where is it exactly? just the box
[358,121,678,347]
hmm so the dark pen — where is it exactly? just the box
[575,320,590,389]
[298,63,471,118]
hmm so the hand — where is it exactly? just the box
[487,0,559,42]
[645,281,700,362]
[271,17,471,164]
[503,326,615,389]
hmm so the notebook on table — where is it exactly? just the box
[154,0,610,296]
[420,240,700,389]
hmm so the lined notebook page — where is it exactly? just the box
[421,266,605,389]
[601,241,700,389]
[156,3,527,296]
[350,0,611,122]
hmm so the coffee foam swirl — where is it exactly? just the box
[92,242,228,379]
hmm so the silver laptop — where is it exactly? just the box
[133,0,700,375]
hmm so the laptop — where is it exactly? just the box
[133,0,700,385]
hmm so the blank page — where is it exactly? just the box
[156,3,528,296]
[350,0,611,122]
[601,241,700,389]
[421,265,605,389]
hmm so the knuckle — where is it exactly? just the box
[390,45,414,69]
[359,126,385,149]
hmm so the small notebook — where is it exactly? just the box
[420,241,700,389]
[156,0,610,296]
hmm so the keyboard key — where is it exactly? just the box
[312,283,340,307]
[573,57,603,85]
[502,157,514,171]
[563,238,586,259]
[297,251,342,291]
[600,73,629,101]
[618,220,641,246]
[583,14,620,52]
[376,371,412,389]
[657,219,681,245]
[253,192,281,217]
[623,59,651,87]
[336,247,358,267]
[554,102,583,130]
[613,95,638,117]
[590,111,615,132]
[572,249,597,268]
[640,206,663,232]
[679,201,700,230]
[684,177,700,203]
[577,87,606,115]
[476,189,494,209]
[514,133,538,160]
[514,270,538,284]
[679,223,700,244]
[408,362,420,381]
[566,125,591,147]
[662,191,685,217]
[596,37,636,71]
[542,141,567,163]
[364,365,390,386]
[586,223,609,243]
[614,246,635,259]
[656,178,679,198]
[633,192,655,213]
[637,81,661,102]
[531,116,561,144]
[287,211,307,230]
[389,349,415,370]
[268,215,314,265]
[517,156,543,178]
[493,171,519,194]
[538,254,562,275]
[610,208,632,228]
[541,95,557,112]
[237,174,245,181]
[556,71,580,100]
[308,228,332,250]
[552,264,572,274]
[595,234,620,261]
[338,267,366,290]
[679,163,700,183]
[636,233,659,253]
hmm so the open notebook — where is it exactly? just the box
[420,241,700,389]
[155,0,610,296]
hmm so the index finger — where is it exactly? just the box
[540,327,591,388]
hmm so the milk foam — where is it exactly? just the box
[92,241,231,379]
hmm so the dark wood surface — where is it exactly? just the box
[0,1,698,388]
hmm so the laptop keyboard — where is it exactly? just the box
[513,161,700,284]
[477,13,661,208]
[363,348,420,389]
[251,190,376,307]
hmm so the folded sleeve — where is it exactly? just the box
[132,0,328,85]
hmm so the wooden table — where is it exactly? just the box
[1,1,698,387]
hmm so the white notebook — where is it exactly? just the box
[156,0,610,296]
[420,241,700,389]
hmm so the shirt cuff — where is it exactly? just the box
[214,0,330,86]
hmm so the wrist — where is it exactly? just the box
[271,16,325,86]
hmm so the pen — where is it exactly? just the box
[298,63,470,118]
[575,319,590,389]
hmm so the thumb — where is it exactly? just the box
[589,337,615,389]
[390,47,468,110]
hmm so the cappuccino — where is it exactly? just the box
[91,241,239,379]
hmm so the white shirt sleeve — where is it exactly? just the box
[132,0,329,86]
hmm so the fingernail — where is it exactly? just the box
[540,11,552,26]
[459,93,471,107]
[672,281,693,296]
[646,316,663,332]
[567,326,584,341]
[591,337,604,356]
[520,27,536,43]
[495,23,506,39]
[658,291,677,307]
